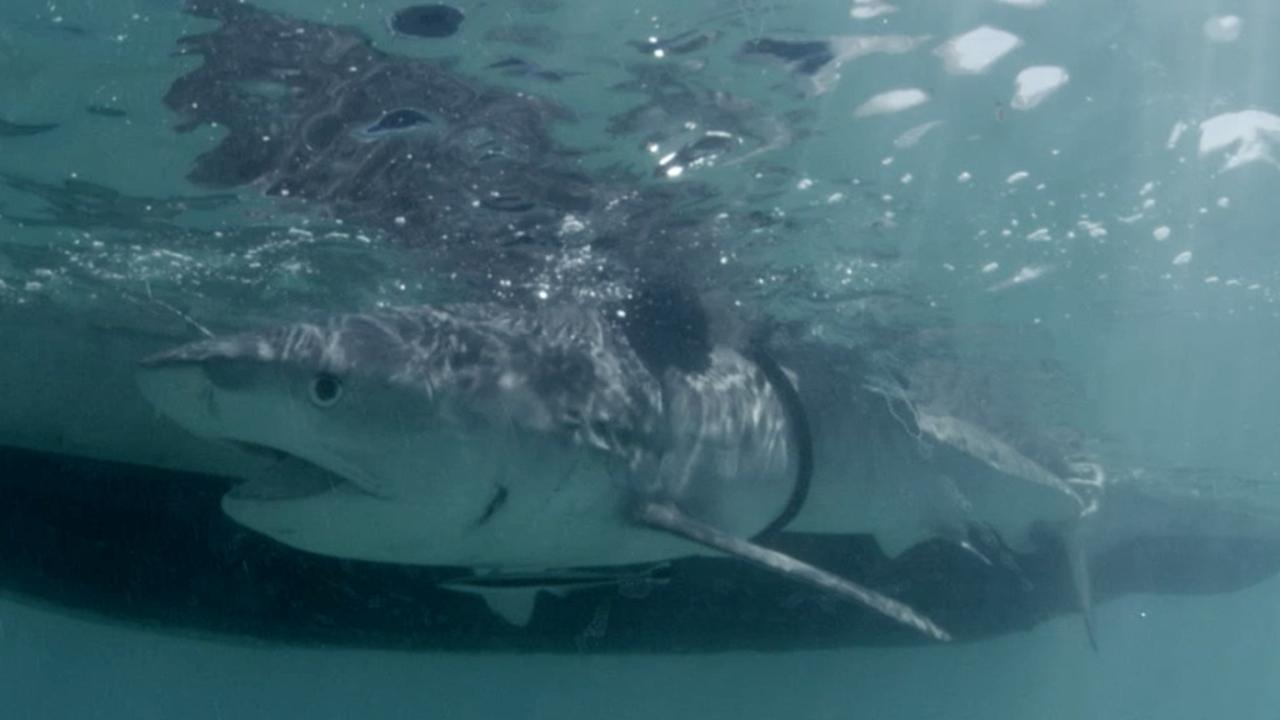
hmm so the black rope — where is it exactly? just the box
[747,345,814,539]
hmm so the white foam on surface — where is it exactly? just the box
[1077,219,1107,238]
[893,120,943,148]
[854,88,929,117]
[935,26,1022,75]
[1198,110,1280,171]
[988,265,1049,291]
[851,0,897,19]
[1011,66,1069,110]
[1203,15,1242,43]
[801,34,928,96]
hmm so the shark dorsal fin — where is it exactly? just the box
[636,501,951,641]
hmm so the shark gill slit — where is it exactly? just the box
[475,484,509,525]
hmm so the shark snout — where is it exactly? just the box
[138,329,288,432]
[136,361,223,438]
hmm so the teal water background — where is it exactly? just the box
[3,581,1280,719]
[3,0,1280,717]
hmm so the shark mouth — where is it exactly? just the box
[222,441,351,502]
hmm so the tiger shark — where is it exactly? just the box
[136,294,1099,641]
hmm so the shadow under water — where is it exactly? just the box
[4,444,1279,654]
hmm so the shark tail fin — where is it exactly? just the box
[636,501,952,642]
[1064,525,1098,651]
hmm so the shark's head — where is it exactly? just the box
[137,312,454,501]
[135,306,678,567]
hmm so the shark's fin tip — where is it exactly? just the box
[636,500,951,642]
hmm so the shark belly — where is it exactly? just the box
[221,468,700,568]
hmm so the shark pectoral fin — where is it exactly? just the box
[443,585,543,627]
[636,501,951,642]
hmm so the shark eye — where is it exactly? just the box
[309,373,344,408]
